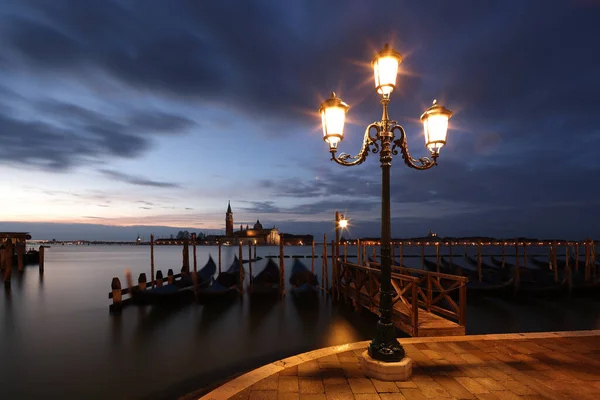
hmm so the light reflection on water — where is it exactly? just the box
[0,245,599,400]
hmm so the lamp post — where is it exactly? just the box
[319,44,452,364]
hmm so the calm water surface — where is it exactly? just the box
[1,245,600,400]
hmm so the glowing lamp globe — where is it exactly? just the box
[339,218,348,229]
[420,99,452,155]
[319,92,349,150]
[372,43,403,97]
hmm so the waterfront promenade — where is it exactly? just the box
[198,330,600,400]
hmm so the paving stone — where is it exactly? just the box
[488,390,522,400]
[298,377,324,394]
[348,378,377,394]
[432,375,475,399]
[398,388,428,400]
[414,379,452,398]
[252,375,280,391]
[395,380,418,389]
[249,391,278,400]
[354,395,382,400]
[454,377,490,395]
[231,388,251,400]
[280,366,299,376]
[379,394,408,400]
[371,378,400,393]
[278,393,299,400]
[279,376,299,393]
[297,394,325,400]
[299,361,321,377]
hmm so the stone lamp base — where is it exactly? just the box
[359,351,413,381]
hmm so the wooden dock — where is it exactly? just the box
[336,261,467,337]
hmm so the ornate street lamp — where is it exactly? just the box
[320,44,452,365]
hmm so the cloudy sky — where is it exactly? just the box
[1,0,599,241]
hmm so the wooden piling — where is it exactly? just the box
[372,247,377,263]
[331,240,336,297]
[323,234,328,292]
[248,242,253,285]
[150,234,155,288]
[311,240,315,273]
[575,243,579,272]
[218,241,222,274]
[39,245,45,273]
[501,242,505,269]
[110,277,122,313]
[477,241,482,283]
[192,233,197,275]
[155,270,163,287]
[523,242,528,270]
[514,241,520,296]
[565,245,572,294]
[138,273,147,291]
[585,238,591,282]
[279,234,285,297]
[238,242,243,293]
[435,242,440,274]
[344,242,347,263]
[253,242,257,260]
[322,234,326,290]
[167,269,174,284]
[17,242,24,272]
[420,243,425,270]
[125,270,133,294]
[552,241,558,282]
[3,240,12,287]
[182,237,190,273]
[357,239,361,266]
[448,242,453,269]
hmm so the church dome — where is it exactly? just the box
[253,219,263,230]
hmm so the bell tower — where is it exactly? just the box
[226,201,233,237]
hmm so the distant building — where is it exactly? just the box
[224,202,280,245]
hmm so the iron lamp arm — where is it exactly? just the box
[330,123,380,167]
[391,125,438,170]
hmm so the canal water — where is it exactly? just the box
[1,244,599,400]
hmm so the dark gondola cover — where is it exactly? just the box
[250,258,280,296]
[289,259,319,297]
[216,256,244,288]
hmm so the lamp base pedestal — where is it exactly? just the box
[359,351,412,381]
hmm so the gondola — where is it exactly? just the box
[249,258,280,298]
[196,256,244,303]
[132,256,217,306]
[289,259,319,297]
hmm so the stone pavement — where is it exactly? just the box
[200,331,600,400]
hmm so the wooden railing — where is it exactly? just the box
[336,261,467,336]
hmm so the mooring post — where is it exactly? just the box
[238,241,244,294]
[552,241,558,281]
[344,242,348,263]
[192,233,197,276]
[501,242,505,269]
[182,237,190,274]
[125,269,133,294]
[548,243,553,270]
[322,234,326,290]
[17,241,24,272]
[448,242,453,269]
[155,270,163,287]
[39,245,45,274]
[523,242,528,270]
[248,242,253,286]
[565,245,572,294]
[279,234,285,297]
[167,269,174,284]
[575,242,580,272]
[218,241,222,274]
[584,238,591,282]
[514,241,520,296]
[435,242,440,274]
[399,242,403,267]
[331,240,336,297]
[357,239,361,266]
[110,277,122,313]
[311,240,315,273]
[323,234,328,292]
[421,243,425,270]
[477,241,482,283]
[150,234,155,288]
[253,242,257,260]
[4,240,12,288]
[138,273,147,291]
[372,247,377,263]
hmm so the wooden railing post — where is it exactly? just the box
[459,280,467,327]
[412,282,419,337]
